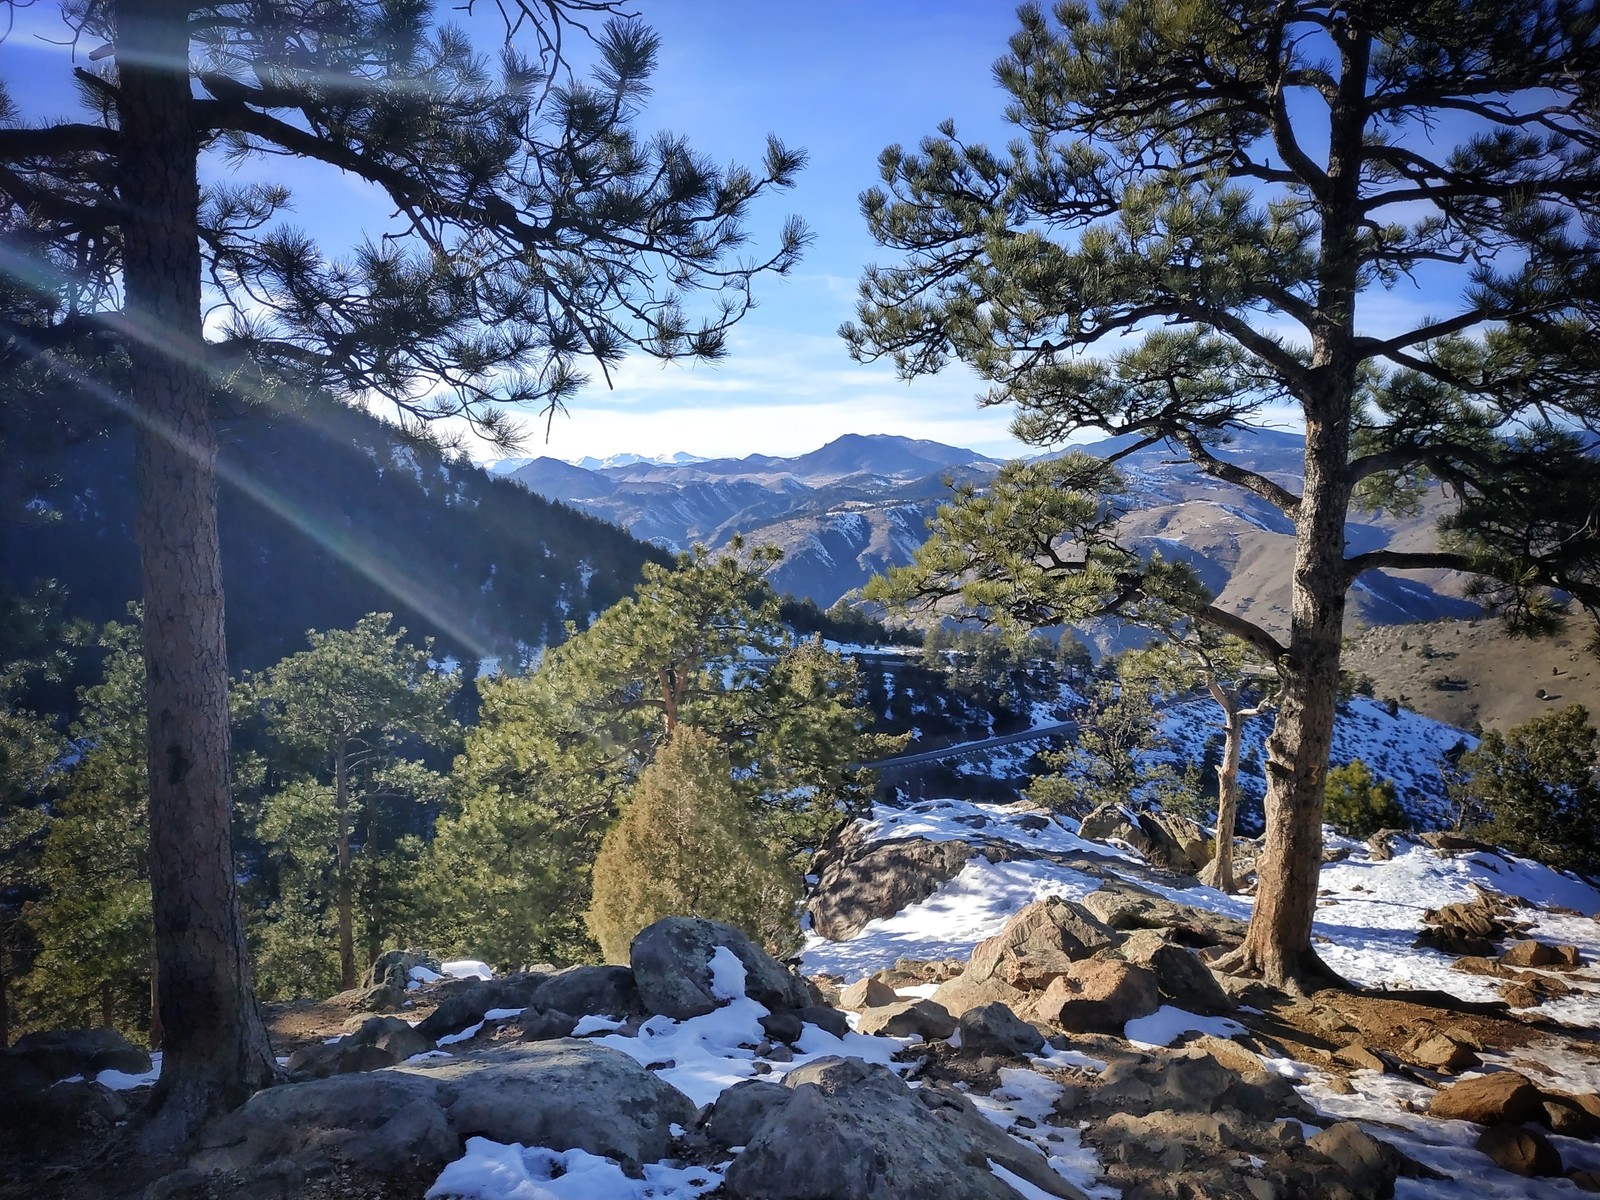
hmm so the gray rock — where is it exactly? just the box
[703,1078,793,1149]
[966,896,1119,990]
[7,1027,152,1080]
[518,1008,579,1041]
[346,1015,434,1061]
[808,836,978,941]
[527,964,641,1019]
[192,1071,455,1177]
[285,1040,400,1080]
[1114,929,1235,1016]
[360,949,440,991]
[797,1005,851,1039]
[957,1002,1045,1058]
[414,972,544,1040]
[630,916,809,1020]
[401,1040,698,1172]
[759,1009,805,1045]
[1079,881,1248,943]
[1308,1122,1421,1196]
[724,1055,1086,1200]
[854,999,957,1040]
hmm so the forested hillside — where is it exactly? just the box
[4,399,664,674]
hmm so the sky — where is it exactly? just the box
[0,1,1464,466]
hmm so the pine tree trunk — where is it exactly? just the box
[1226,414,1352,990]
[117,0,276,1151]
[1222,19,1370,993]
[1200,693,1242,895]
[336,745,355,990]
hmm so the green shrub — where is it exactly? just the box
[1452,704,1600,876]
[1323,759,1407,837]
[585,727,801,963]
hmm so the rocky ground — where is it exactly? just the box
[4,798,1599,1200]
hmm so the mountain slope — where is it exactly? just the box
[4,400,664,672]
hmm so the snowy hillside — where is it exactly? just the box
[1163,694,1477,830]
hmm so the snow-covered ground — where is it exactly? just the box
[800,796,1600,1199]
[1162,694,1476,829]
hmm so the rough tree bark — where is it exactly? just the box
[1219,14,1372,991]
[118,0,276,1150]
[335,744,355,990]
[1198,684,1245,895]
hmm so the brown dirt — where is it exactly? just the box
[1344,612,1600,733]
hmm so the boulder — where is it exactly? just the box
[1476,1123,1562,1177]
[796,1005,851,1039]
[1097,1046,1316,1123]
[1078,805,1211,874]
[527,964,641,1019]
[853,999,956,1040]
[1544,1093,1600,1138]
[722,1055,1086,1200]
[285,1040,400,1080]
[413,973,545,1040]
[807,837,979,941]
[1407,1033,1479,1073]
[1415,890,1528,957]
[1078,881,1248,944]
[5,1080,130,1148]
[872,956,966,989]
[630,916,809,1020]
[1498,940,1581,970]
[1333,1043,1389,1073]
[192,1071,455,1178]
[757,1009,805,1045]
[354,949,442,1011]
[1306,1122,1416,1197]
[516,1008,579,1041]
[6,1027,151,1081]
[1113,929,1234,1016]
[838,976,899,1011]
[703,1079,793,1149]
[1028,960,1160,1034]
[400,1041,698,1172]
[345,1015,433,1061]
[966,896,1119,990]
[956,1002,1045,1058]
[932,970,1034,1020]
[1430,1071,1544,1125]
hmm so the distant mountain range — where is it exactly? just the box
[494,427,1482,635]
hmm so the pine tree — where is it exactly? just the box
[1451,705,1600,875]
[2,0,804,1140]
[242,614,457,991]
[22,614,152,1042]
[844,1,1600,988]
[1323,759,1406,839]
[586,728,801,964]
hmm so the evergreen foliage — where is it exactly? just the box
[1322,759,1406,839]
[1028,670,1195,817]
[422,548,895,969]
[585,728,801,964]
[1452,705,1600,876]
[239,614,459,992]
[20,614,152,1041]
[844,0,1600,985]
[2,0,806,1135]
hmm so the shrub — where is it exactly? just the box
[1452,704,1600,876]
[585,727,802,963]
[1323,759,1407,838]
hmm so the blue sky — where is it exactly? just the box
[2,2,1466,464]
